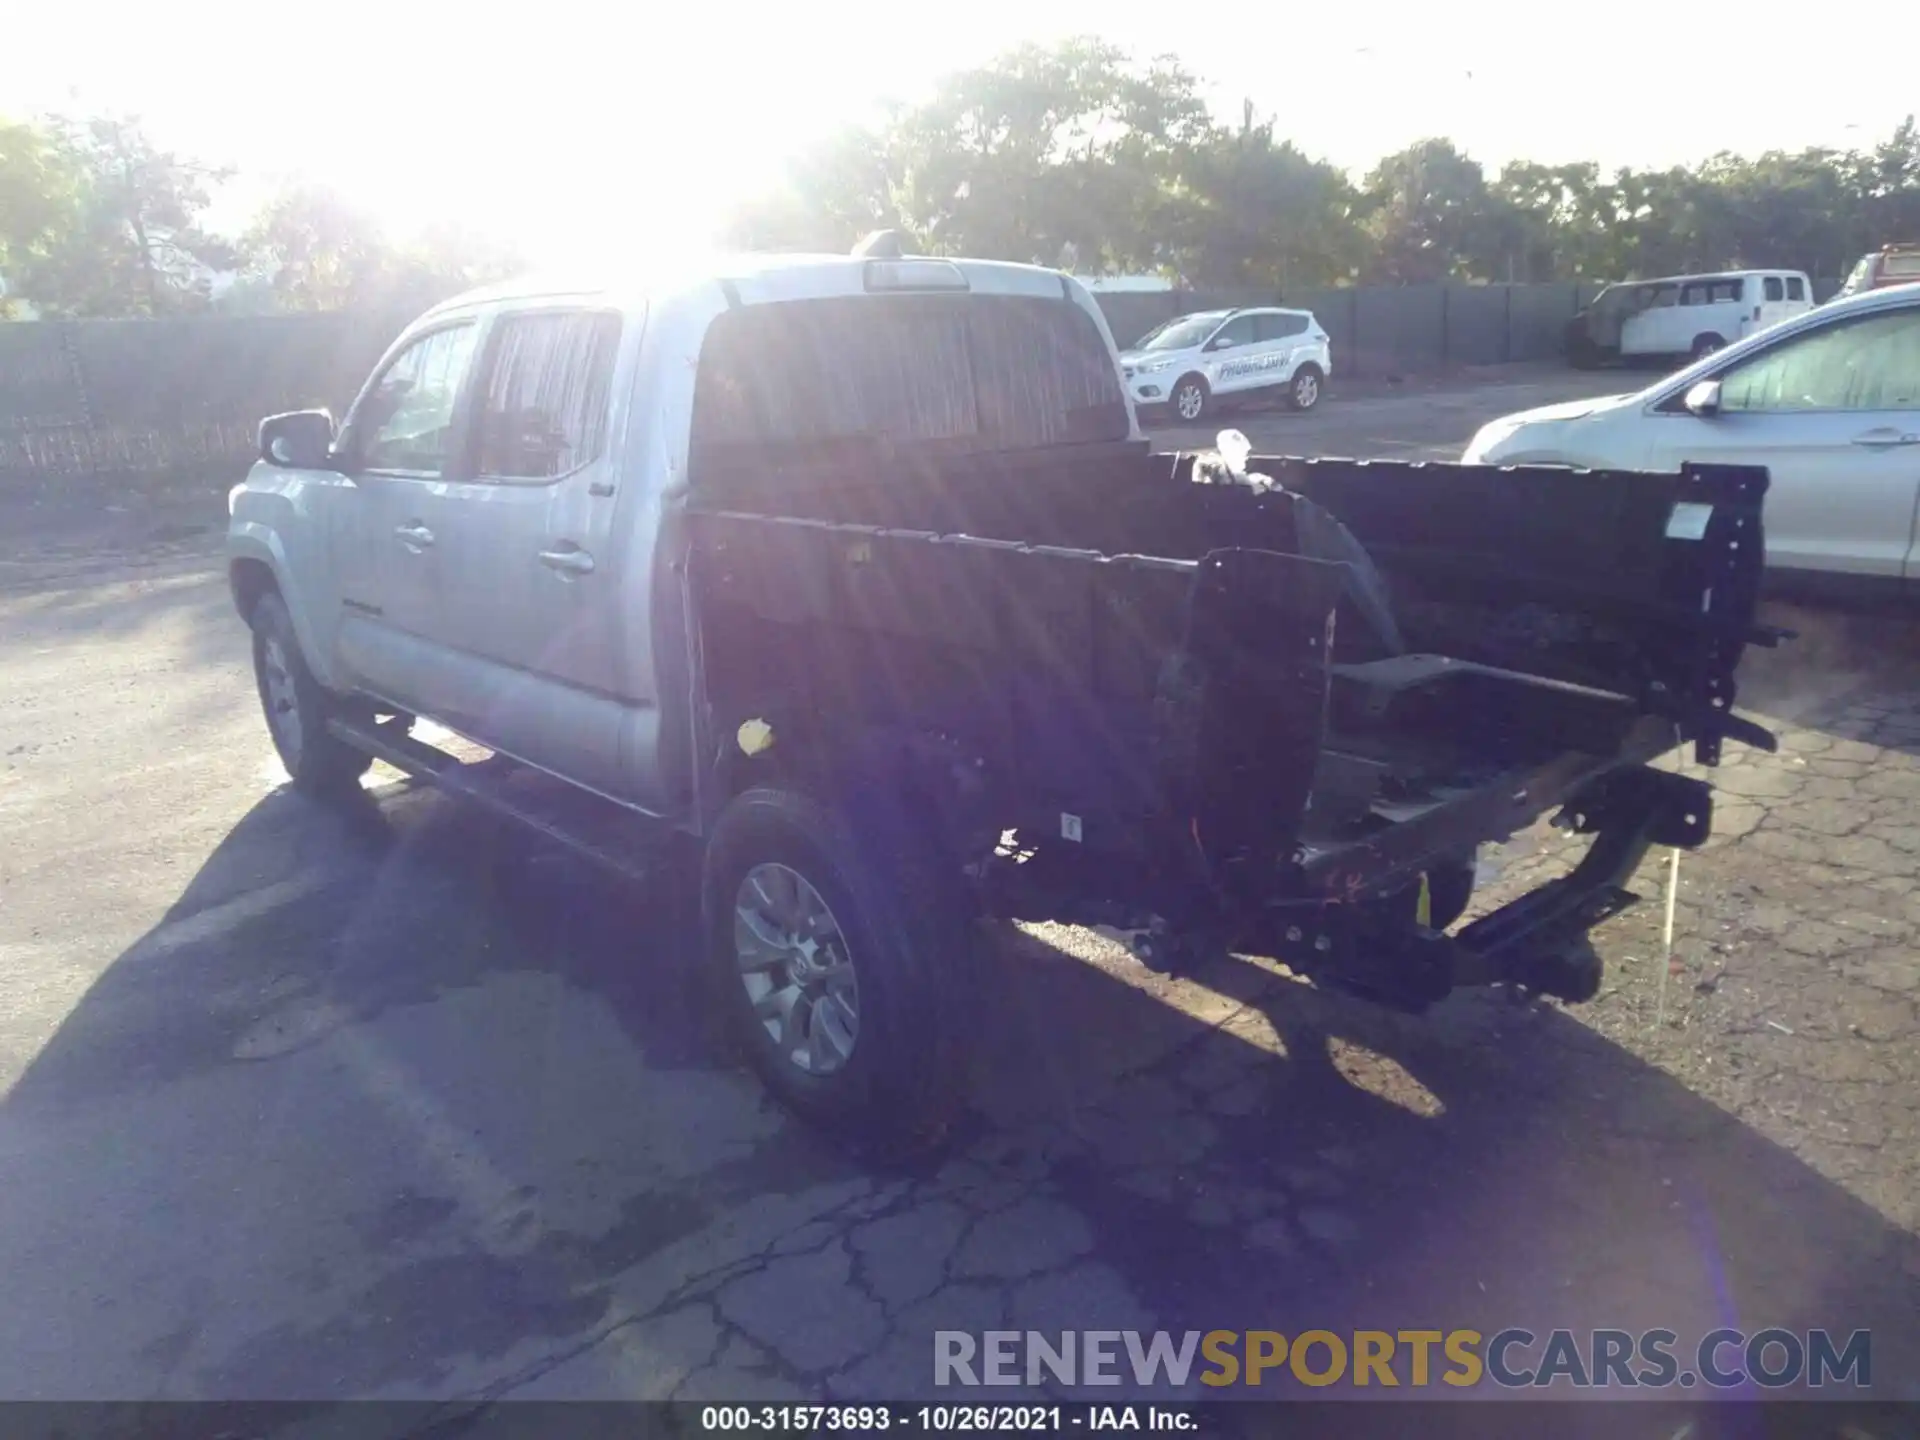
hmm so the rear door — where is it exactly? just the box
[330,318,484,711]
[426,306,637,799]
[1254,311,1312,386]
[1644,300,1920,578]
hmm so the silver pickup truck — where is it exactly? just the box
[228,247,1785,1154]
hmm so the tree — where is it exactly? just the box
[1168,102,1365,289]
[240,183,523,313]
[0,117,86,315]
[1359,139,1512,283]
[9,115,239,317]
[725,127,908,254]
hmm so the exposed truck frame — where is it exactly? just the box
[681,437,1780,1025]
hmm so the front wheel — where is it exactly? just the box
[1170,374,1210,424]
[249,591,373,796]
[1287,364,1324,411]
[702,786,971,1157]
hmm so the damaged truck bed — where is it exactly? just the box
[688,439,1782,1012]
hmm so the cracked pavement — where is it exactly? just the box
[2,374,1917,1405]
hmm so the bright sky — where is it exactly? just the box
[9,0,1913,270]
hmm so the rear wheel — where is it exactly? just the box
[249,591,373,796]
[702,786,970,1157]
[1287,364,1324,411]
[1170,374,1209,424]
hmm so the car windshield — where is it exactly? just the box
[1137,312,1229,352]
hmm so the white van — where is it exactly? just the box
[1566,269,1814,367]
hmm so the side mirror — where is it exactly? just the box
[259,409,336,469]
[1208,336,1236,352]
[1683,380,1723,418]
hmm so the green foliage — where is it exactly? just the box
[240,184,523,314]
[0,115,521,319]
[1,115,239,317]
[6,60,1920,320]
[727,39,1920,290]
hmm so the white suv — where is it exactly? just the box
[1119,306,1331,422]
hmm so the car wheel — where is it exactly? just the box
[1170,374,1209,424]
[703,786,971,1158]
[1690,333,1726,360]
[1287,364,1324,412]
[249,591,373,796]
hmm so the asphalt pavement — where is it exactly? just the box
[1,367,1916,1405]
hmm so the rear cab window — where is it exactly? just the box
[688,292,1131,477]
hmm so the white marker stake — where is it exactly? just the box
[1654,846,1680,1031]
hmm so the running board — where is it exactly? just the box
[327,718,669,883]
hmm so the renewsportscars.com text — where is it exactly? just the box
[934,1328,1871,1390]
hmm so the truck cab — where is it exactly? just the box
[1838,244,1920,299]
[230,255,1138,817]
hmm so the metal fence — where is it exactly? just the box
[0,311,415,500]
[0,278,1852,501]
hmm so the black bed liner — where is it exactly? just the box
[683,444,1781,1002]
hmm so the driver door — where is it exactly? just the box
[1204,313,1263,396]
[330,319,485,711]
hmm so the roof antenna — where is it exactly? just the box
[852,229,911,259]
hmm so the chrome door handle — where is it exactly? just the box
[394,523,435,547]
[539,547,595,575]
[1851,428,1920,450]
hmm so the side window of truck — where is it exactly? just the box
[1764,277,1785,302]
[471,310,622,481]
[357,324,480,476]
[1786,276,1806,301]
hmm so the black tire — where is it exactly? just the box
[1690,333,1726,361]
[702,785,971,1158]
[1169,374,1210,425]
[249,590,373,796]
[1286,363,1325,412]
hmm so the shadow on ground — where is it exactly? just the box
[4,739,1914,1405]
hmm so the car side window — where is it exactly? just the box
[1211,315,1258,348]
[1764,277,1785,302]
[1786,276,1806,301]
[1718,308,1920,413]
[356,324,480,475]
[472,310,622,480]
[1255,313,1308,341]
